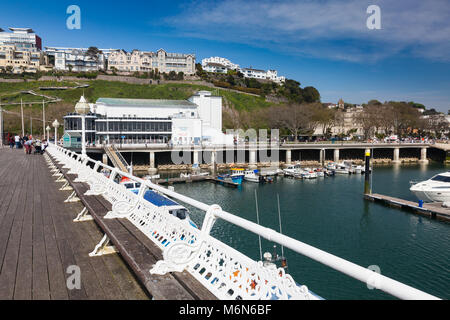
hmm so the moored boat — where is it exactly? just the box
[410,172,450,204]
[119,177,198,228]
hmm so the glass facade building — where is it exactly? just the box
[64,113,173,145]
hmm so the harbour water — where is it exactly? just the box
[169,164,450,300]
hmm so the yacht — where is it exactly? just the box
[410,172,450,203]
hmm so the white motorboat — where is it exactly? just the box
[301,168,318,179]
[283,164,302,177]
[180,171,209,179]
[260,168,283,176]
[352,165,363,174]
[342,161,355,174]
[244,170,262,183]
[334,163,350,174]
[314,168,325,177]
[410,172,450,203]
[326,162,337,170]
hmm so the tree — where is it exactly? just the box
[281,79,303,103]
[368,99,382,106]
[271,103,317,141]
[85,46,102,62]
[302,86,321,103]
[226,74,235,86]
[312,106,335,138]
[355,105,380,139]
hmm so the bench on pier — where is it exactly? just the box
[50,157,217,300]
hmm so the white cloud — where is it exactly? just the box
[167,0,450,63]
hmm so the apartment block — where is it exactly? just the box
[0,27,42,51]
[108,48,195,75]
[45,47,117,72]
[0,44,49,73]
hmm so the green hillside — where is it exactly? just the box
[0,80,274,136]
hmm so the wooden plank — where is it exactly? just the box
[76,220,146,300]
[31,156,51,300]
[0,152,30,299]
[48,193,106,300]
[13,155,35,299]
[44,167,89,300]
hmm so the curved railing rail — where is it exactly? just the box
[46,143,440,300]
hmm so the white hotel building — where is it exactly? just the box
[201,56,286,83]
[64,91,232,146]
[45,47,118,72]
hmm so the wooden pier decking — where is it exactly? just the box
[0,148,150,300]
[365,193,450,221]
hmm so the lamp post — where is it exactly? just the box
[75,95,90,157]
[52,119,60,145]
[46,125,51,142]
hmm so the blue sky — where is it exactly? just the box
[1,0,450,111]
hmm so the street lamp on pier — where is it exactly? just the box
[46,125,51,142]
[52,119,60,145]
[75,95,90,157]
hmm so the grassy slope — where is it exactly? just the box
[0,80,273,136]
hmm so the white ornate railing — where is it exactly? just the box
[45,143,440,300]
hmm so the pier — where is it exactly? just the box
[0,145,441,300]
[0,149,149,300]
[365,193,450,221]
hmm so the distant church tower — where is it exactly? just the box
[338,98,345,109]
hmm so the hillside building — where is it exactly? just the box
[107,48,196,75]
[45,47,118,72]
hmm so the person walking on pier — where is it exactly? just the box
[24,138,33,155]
[14,134,20,149]
[9,135,14,149]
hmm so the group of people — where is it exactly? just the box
[6,133,48,155]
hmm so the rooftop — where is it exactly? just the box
[96,97,197,108]
[8,27,35,33]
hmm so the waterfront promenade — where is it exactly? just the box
[0,148,149,300]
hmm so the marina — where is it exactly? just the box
[172,163,450,300]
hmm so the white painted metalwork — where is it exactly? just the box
[73,207,94,222]
[89,234,118,257]
[64,190,80,203]
[45,143,441,300]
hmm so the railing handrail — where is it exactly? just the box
[48,143,440,300]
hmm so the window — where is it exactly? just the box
[431,175,450,183]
